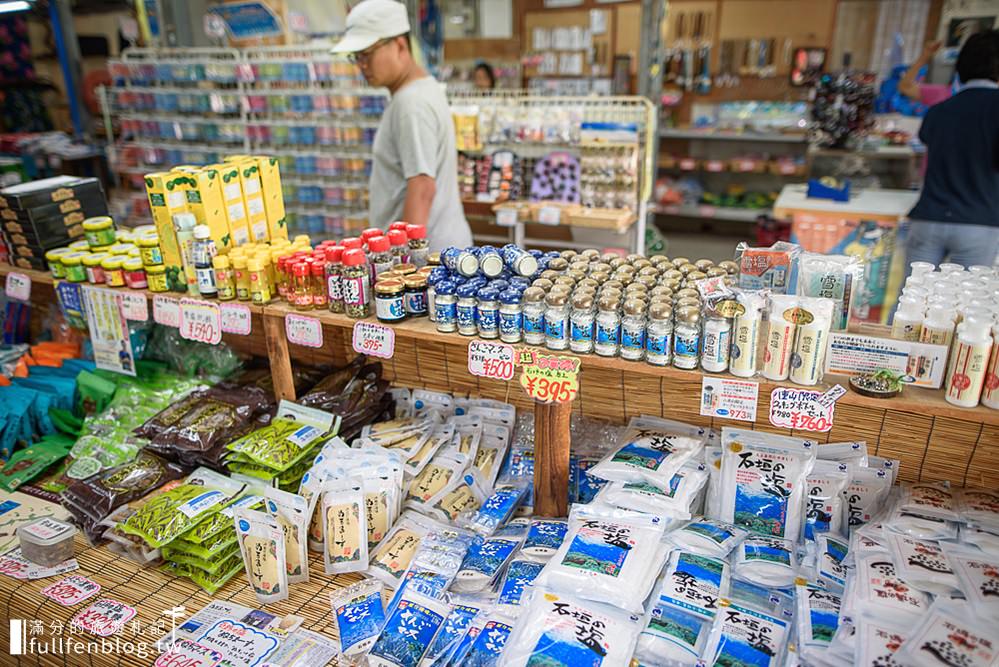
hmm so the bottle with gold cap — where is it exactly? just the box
[569,292,595,354]
[232,255,250,301]
[594,296,621,357]
[213,255,236,301]
[620,299,647,361]
[247,257,271,304]
[646,302,673,366]
[673,306,701,370]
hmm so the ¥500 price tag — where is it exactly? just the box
[352,321,395,359]
[286,313,323,348]
[468,340,515,381]
[518,349,580,403]
[5,272,31,301]
[769,387,835,432]
[220,303,252,335]
[153,296,181,328]
[179,298,222,345]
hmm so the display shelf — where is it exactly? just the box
[661,128,810,143]
[654,203,769,222]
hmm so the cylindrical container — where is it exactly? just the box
[502,244,539,277]
[521,287,546,346]
[146,264,169,292]
[403,275,428,317]
[83,216,116,248]
[341,249,371,318]
[891,298,924,342]
[387,229,408,265]
[375,279,406,322]
[232,256,250,302]
[919,305,956,348]
[569,292,595,354]
[173,213,199,296]
[620,299,647,361]
[136,234,164,267]
[247,258,271,304]
[544,290,570,350]
[442,246,479,277]
[426,267,448,323]
[123,258,147,289]
[730,295,764,378]
[83,252,109,284]
[476,246,503,278]
[646,302,673,366]
[762,312,796,381]
[101,256,126,287]
[909,261,935,279]
[61,252,87,283]
[476,287,500,339]
[193,225,217,298]
[311,260,329,310]
[406,224,429,267]
[45,248,72,279]
[456,283,479,336]
[434,281,458,332]
[701,315,732,373]
[673,307,701,370]
[499,289,523,343]
[325,246,344,313]
[594,297,621,357]
[982,322,999,410]
[789,319,829,386]
[945,316,993,408]
[368,235,394,280]
[213,256,236,301]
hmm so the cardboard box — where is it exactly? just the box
[0,176,103,210]
[181,168,235,253]
[256,156,287,242]
[230,158,269,242]
[144,171,190,292]
[209,163,250,247]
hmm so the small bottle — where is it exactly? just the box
[361,227,383,246]
[311,259,329,310]
[434,281,458,332]
[701,314,732,373]
[502,244,539,277]
[341,249,371,318]
[122,258,147,289]
[406,224,429,268]
[982,322,999,410]
[173,212,199,296]
[919,305,956,347]
[375,279,406,323]
[594,297,621,357]
[193,224,217,298]
[620,299,647,361]
[232,255,250,301]
[730,294,764,378]
[478,246,504,278]
[442,246,480,277]
[291,262,312,310]
[456,283,479,336]
[521,287,547,346]
[403,275,428,317]
[499,289,523,343]
[569,293,595,354]
[388,229,409,266]
[544,290,570,350]
[945,316,993,408]
[646,302,673,366]
[477,287,500,339]
[891,297,924,342]
[213,255,236,301]
[325,246,344,314]
[247,258,271,304]
[368,235,394,281]
[673,306,701,370]
[426,267,448,323]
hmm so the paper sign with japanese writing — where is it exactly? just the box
[769,387,835,432]
[286,313,323,347]
[55,281,85,328]
[180,298,222,345]
[196,619,279,667]
[0,547,76,580]
[352,321,395,358]
[518,349,580,403]
[155,639,223,667]
[826,332,948,389]
[41,574,101,606]
[468,340,516,381]
[700,377,759,422]
[153,295,181,328]
[122,293,148,321]
[83,286,136,377]
[5,272,31,301]
[71,598,137,636]
[220,303,252,335]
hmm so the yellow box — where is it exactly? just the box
[223,155,254,163]
[256,156,288,242]
[209,163,251,247]
[230,158,269,243]
[183,168,235,253]
[143,171,189,292]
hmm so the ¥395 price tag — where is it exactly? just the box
[769,387,835,432]
[286,313,323,347]
[180,299,222,345]
[4,272,31,302]
[220,303,252,335]
[518,349,580,403]
[152,296,181,328]
[352,321,394,358]
[468,340,515,381]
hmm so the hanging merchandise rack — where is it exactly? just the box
[447,91,657,253]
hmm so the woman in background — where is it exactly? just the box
[473,62,496,90]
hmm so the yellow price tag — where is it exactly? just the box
[518,349,581,403]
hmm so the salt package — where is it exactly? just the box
[656,549,730,621]
[700,602,790,667]
[794,581,842,664]
[942,545,999,622]
[589,416,706,487]
[853,552,931,619]
[633,601,709,666]
[733,535,799,587]
[594,463,708,519]
[856,615,910,667]
[894,599,999,667]
[884,532,960,595]
[669,518,748,558]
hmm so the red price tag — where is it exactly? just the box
[155,639,223,667]
[352,321,395,359]
[179,298,222,345]
[4,272,30,301]
[70,598,137,637]
[153,296,181,327]
[41,574,101,606]
[518,349,580,403]
[220,303,252,335]
[468,340,516,381]
[769,387,835,432]
[286,313,323,347]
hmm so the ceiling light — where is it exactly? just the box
[0,1,31,13]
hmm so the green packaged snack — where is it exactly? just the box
[164,531,238,562]
[188,552,244,594]
[0,436,73,491]
[225,418,317,471]
[76,371,117,416]
[180,493,263,543]
[163,541,241,573]
[120,481,236,548]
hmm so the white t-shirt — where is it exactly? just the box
[369,77,471,252]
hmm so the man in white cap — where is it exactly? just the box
[333,0,471,252]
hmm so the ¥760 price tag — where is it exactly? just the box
[4,272,31,302]
[518,349,580,403]
[352,321,394,358]
[769,387,835,432]
[468,340,515,381]
[179,298,222,345]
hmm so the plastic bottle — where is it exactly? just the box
[456,283,479,336]
[502,244,539,277]
[891,297,924,342]
[192,224,218,298]
[919,305,956,347]
[701,314,731,373]
[521,287,546,346]
[594,297,621,357]
[213,255,236,301]
[673,306,701,370]
[325,246,344,314]
[172,212,199,296]
[763,310,796,381]
[442,247,479,277]
[341,249,371,318]
[544,289,570,350]
[646,302,673,366]
[247,258,271,304]
[620,299,647,361]
[387,229,408,266]
[730,293,764,378]
[368,235,394,281]
[982,322,999,410]
[477,287,500,339]
[426,267,448,323]
[569,292,595,354]
[311,259,329,310]
[499,289,523,344]
[478,246,504,278]
[434,281,458,333]
[945,316,993,408]
[406,224,429,268]
[292,262,312,310]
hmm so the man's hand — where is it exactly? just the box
[401,174,436,228]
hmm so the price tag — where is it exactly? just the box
[71,598,137,637]
[4,272,31,301]
[537,206,562,226]
[518,349,580,403]
[121,293,148,321]
[779,162,797,175]
[352,321,395,358]
[468,340,516,381]
[41,574,101,606]
[769,387,835,432]
[287,424,323,449]
[153,296,181,327]
[679,158,697,170]
[814,384,846,411]
[179,298,222,345]
[286,313,323,348]
[700,377,759,422]
[495,208,519,227]
[155,639,223,667]
[705,160,725,173]
[220,302,252,335]
[738,159,756,172]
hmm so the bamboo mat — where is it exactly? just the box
[0,536,359,667]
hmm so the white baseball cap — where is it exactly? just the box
[331,0,410,54]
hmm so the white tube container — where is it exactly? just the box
[891,297,924,342]
[763,316,796,381]
[945,316,993,408]
[730,293,764,378]
[701,316,732,373]
[981,323,999,410]
[919,306,956,348]
[789,321,829,386]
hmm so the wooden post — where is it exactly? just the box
[533,399,571,517]
[263,312,296,401]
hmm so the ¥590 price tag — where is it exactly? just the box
[220,303,252,335]
[518,349,580,403]
[286,313,323,348]
[153,296,181,328]
[4,272,31,302]
[468,340,515,381]
[769,387,835,432]
[352,321,395,359]
[179,298,222,345]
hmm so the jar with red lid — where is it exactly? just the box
[387,229,408,265]
[311,259,328,310]
[291,262,312,310]
[406,223,429,267]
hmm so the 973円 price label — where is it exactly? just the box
[468,340,515,381]
[518,349,580,403]
[352,321,395,358]
[179,299,222,345]
[769,387,835,432]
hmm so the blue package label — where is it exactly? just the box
[368,599,445,667]
[462,619,512,667]
[498,559,545,606]
[460,537,520,578]
[525,520,568,553]
[336,590,386,654]
[424,603,481,665]
[596,323,620,345]
[562,520,634,578]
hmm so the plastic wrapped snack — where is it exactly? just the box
[496,557,546,609]
[589,416,706,488]
[331,578,386,659]
[322,478,368,575]
[452,521,527,594]
[366,589,448,667]
[736,240,799,294]
[455,608,516,667]
[458,482,529,536]
[233,507,288,605]
[368,511,434,588]
[853,553,930,619]
[422,594,490,667]
[521,519,568,559]
[263,487,309,584]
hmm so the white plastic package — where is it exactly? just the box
[263,487,310,584]
[716,428,816,543]
[867,455,900,486]
[796,252,863,331]
[887,505,959,541]
[634,600,710,666]
[885,532,960,595]
[368,511,434,588]
[960,525,999,556]
[805,460,850,541]
[426,470,487,523]
[452,521,527,593]
[522,519,568,559]
[893,599,999,667]
[595,464,708,519]
[233,507,289,605]
[322,478,368,575]
[815,533,849,591]
[703,446,723,519]
[853,552,931,619]
[412,389,455,416]
[727,577,795,619]
[794,580,842,658]
[816,441,868,466]
[367,589,449,667]
[405,454,466,511]
[734,535,799,588]
[841,466,891,535]
[943,545,999,622]
[669,518,748,558]
[958,487,999,532]
[589,416,706,487]
[331,578,386,659]
[404,424,454,478]
[656,549,730,620]
[856,614,910,667]
[459,482,529,536]
[896,481,959,522]
[701,602,790,667]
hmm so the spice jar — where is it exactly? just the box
[375,279,406,323]
[544,289,570,351]
[341,248,371,318]
[499,289,522,343]
[387,229,409,266]
[290,262,311,310]
[146,264,169,292]
[427,251,441,267]
[476,287,500,339]
[532,279,554,293]
[82,216,116,248]
[442,246,479,277]
[101,256,126,287]
[521,287,546,346]
[406,223,429,267]
[123,258,147,289]
[620,299,647,361]
[83,252,109,284]
[136,235,164,267]
[247,258,271,304]
[213,255,236,301]
[646,302,673,366]
[324,246,344,313]
[426,267,448,323]
[434,281,458,332]
[45,248,72,279]
[232,255,250,301]
[395,263,417,277]
[718,260,739,275]
[368,235,394,280]
[570,292,595,354]
[456,283,479,336]
[673,306,701,370]
[595,296,621,357]
[403,275,428,317]
[311,260,329,310]
[694,259,714,272]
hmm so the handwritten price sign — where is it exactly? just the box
[179,299,222,345]
[352,321,395,358]
[286,313,323,347]
[518,349,580,403]
[41,574,101,606]
[153,296,181,328]
[71,598,137,636]
[4,272,31,301]
[769,387,835,432]
[121,293,148,321]
[220,303,252,335]
[155,639,223,667]
[468,340,515,381]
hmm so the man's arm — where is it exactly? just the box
[899,40,942,100]
[401,174,436,227]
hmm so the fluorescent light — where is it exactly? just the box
[0,1,31,13]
